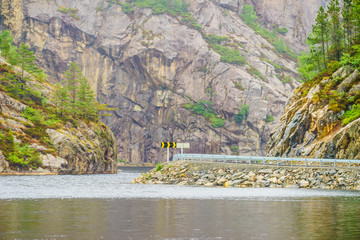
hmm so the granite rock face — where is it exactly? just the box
[1,0,324,163]
[267,67,360,160]
[245,0,331,52]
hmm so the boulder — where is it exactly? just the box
[299,180,310,188]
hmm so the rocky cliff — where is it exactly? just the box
[0,56,117,175]
[0,0,324,163]
[245,0,330,52]
[267,66,360,159]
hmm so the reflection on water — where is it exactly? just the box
[0,168,360,239]
[1,198,360,239]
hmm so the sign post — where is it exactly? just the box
[167,148,169,163]
[161,142,177,162]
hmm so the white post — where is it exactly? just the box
[167,148,170,163]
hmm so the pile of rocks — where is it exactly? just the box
[132,161,360,190]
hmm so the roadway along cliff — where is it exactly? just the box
[0,0,325,163]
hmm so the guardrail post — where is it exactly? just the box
[248,156,251,165]
[349,160,351,168]
[263,157,265,165]
[200,154,202,162]
[211,155,213,163]
[236,156,238,164]
[277,158,279,166]
[305,159,307,167]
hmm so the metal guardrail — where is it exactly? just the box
[173,154,360,168]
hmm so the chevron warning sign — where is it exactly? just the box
[161,142,176,148]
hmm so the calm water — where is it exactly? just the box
[0,167,360,239]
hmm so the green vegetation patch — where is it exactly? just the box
[184,99,225,128]
[235,104,249,124]
[155,162,163,171]
[265,114,274,123]
[57,6,79,20]
[8,144,42,169]
[248,65,266,81]
[212,44,247,65]
[342,104,360,125]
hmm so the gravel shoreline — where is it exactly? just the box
[132,161,360,190]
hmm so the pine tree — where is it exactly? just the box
[17,43,36,79]
[343,0,354,49]
[328,0,343,61]
[309,6,329,69]
[76,76,97,120]
[353,0,360,44]
[64,62,82,117]
[0,31,13,57]
[52,84,70,118]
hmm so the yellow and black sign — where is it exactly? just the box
[161,142,176,148]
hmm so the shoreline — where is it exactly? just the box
[132,161,360,190]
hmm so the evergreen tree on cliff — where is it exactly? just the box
[52,84,70,118]
[17,43,36,79]
[343,0,354,49]
[328,0,343,61]
[77,75,97,120]
[64,62,82,118]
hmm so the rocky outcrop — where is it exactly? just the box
[0,57,117,175]
[46,122,117,174]
[0,0,324,163]
[133,161,360,190]
[267,67,360,159]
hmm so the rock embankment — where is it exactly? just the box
[132,161,360,190]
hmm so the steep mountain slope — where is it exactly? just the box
[0,55,117,174]
[267,66,360,159]
[245,0,331,52]
[0,0,322,163]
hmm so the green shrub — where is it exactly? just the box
[155,162,163,171]
[0,129,15,158]
[212,44,247,65]
[129,0,188,16]
[22,106,44,123]
[277,27,288,34]
[248,65,266,81]
[205,34,229,45]
[342,104,360,125]
[235,104,249,124]
[230,145,239,153]
[57,7,78,14]
[235,82,246,90]
[210,117,225,128]
[185,99,225,128]
[8,143,42,169]
[122,3,135,14]
[240,5,257,26]
[118,159,127,164]
[57,7,79,20]
[265,114,274,122]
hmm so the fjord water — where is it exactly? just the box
[1,168,360,239]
